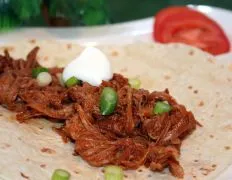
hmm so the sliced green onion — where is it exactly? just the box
[104,165,123,180]
[32,67,48,78]
[153,101,172,115]
[65,76,80,88]
[51,169,70,180]
[100,87,118,115]
[36,72,52,87]
[129,78,141,89]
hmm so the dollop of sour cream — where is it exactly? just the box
[62,47,113,86]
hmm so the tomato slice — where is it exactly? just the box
[153,6,230,55]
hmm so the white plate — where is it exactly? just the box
[0,5,231,179]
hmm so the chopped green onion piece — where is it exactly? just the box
[104,165,123,180]
[65,76,80,88]
[100,87,118,115]
[37,72,52,87]
[153,101,172,115]
[129,78,141,89]
[51,169,70,180]
[32,67,48,78]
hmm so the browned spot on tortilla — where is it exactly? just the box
[124,175,128,178]
[164,75,171,80]
[138,169,143,172]
[199,165,217,176]
[67,43,72,49]
[39,126,44,129]
[207,58,214,64]
[209,135,214,138]
[224,146,230,150]
[1,143,11,149]
[188,50,194,56]
[40,164,46,168]
[101,169,105,173]
[0,113,2,116]
[194,160,199,162]
[215,104,218,108]
[44,56,48,61]
[198,101,204,107]
[20,172,30,179]
[188,86,193,89]
[18,137,22,140]
[41,147,56,154]
[220,65,225,69]
[74,170,79,174]
[193,90,198,94]
[228,64,232,71]
[193,175,197,178]
[227,78,232,82]
[111,50,119,57]
[29,39,36,44]
[148,174,152,177]
[120,67,128,73]
[26,158,30,162]
[212,164,217,168]
[210,114,214,117]
[223,124,232,131]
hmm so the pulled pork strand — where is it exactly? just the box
[65,104,149,169]
[0,47,198,178]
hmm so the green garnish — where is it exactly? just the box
[10,0,42,20]
[51,169,70,180]
[88,0,104,8]
[153,101,172,115]
[100,87,118,115]
[83,8,108,26]
[65,76,81,88]
[104,165,123,180]
[32,67,48,78]
[128,78,141,89]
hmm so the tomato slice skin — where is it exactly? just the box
[154,6,208,37]
[153,6,230,55]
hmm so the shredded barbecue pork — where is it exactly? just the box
[0,47,198,178]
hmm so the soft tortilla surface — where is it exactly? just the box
[0,41,231,180]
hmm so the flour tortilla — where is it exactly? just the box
[0,41,231,180]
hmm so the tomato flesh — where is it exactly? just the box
[153,7,230,55]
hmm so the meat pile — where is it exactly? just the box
[0,47,198,178]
